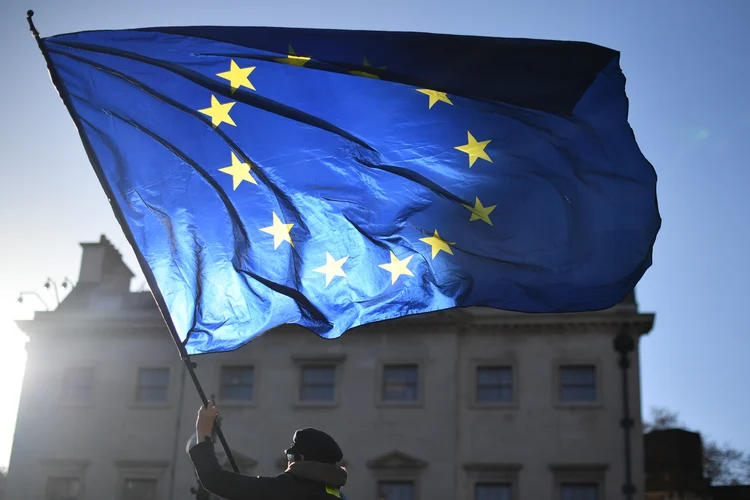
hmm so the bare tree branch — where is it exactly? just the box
[643,406,685,433]
[644,406,750,486]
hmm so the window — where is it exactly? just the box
[136,368,169,402]
[475,483,511,500]
[476,367,513,403]
[61,367,94,405]
[378,480,415,500]
[115,460,167,500]
[45,477,80,500]
[464,463,521,500]
[382,364,419,402]
[292,354,345,406]
[219,366,254,401]
[300,365,336,401]
[561,483,598,500]
[368,451,427,500]
[551,464,606,500]
[121,478,158,500]
[559,365,597,402]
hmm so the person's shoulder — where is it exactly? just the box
[274,472,338,500]
[262,471,317,494]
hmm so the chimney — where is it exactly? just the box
[78,234,134,293]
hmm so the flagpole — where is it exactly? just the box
[25,9,240,474]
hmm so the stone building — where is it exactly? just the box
[5,235,654,500]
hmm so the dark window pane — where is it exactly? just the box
[383,365,418,401]
[561,386,597,402]
[138,368,169,386]
[477,387,513,402]
[122,479,158,500]
[62,368,94,404]
[301,385,335,401]
[560,366,596,402]
[302,367,336,384]
[561,367,596,385]
[220,366,254,401]
[45,477,80,500]
[384,366,418,383]
[379,481,414,500]
[477,367,511,385]
[136,368,169,402]
[136,387,168,402]
[300,366,336,401]
[476,483,511,500]
[561,483,598,500]
[221,386,254,401]
[476,367,513,402]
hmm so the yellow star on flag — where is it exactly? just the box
[349,56,386,79]
[198,95,236,128]
[378,251,415,285]
[313,252,349,286]
[260,212,294,249]
[274,45,311,67]
[219,152,257,190]
[455,131,492,167]
[462,197,496,225]
[416,89,453,109]
[419,230,455,259]
[216,60,256,94]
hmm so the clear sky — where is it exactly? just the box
[1,0,748,469]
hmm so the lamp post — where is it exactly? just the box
[614,327,636,500]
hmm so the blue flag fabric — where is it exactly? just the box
[41,27,660,355]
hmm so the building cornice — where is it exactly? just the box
[463,462,524,472]
[466,311,655,335]
[367,450,428,470]
[548,463,610,471]
[16,306,654,340]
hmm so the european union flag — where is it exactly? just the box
[40,26,660,354]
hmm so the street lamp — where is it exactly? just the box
[43,278,60,306]
[17,291,50,311]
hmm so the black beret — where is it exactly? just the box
[285,428,343,464]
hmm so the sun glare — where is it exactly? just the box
[0,307,29,469]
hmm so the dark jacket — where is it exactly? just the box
[189,440,348,500]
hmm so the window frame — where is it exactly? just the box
[549,463,608,500]
[291,354,345,408]
[377,479,417,500]
[553,360,603,408]
[376,360,424,408]
[120,478,159,500]
[469,358,518,409]
[474,481,514,500]
[39,459,90,500]
[115,460,169,500]
[299,364,338,403]
[463,463,522,500]
[216,364,257,407]
[44,476,82,500]
[131,366,173,408]
[367,450,428,500]
[559,482,600,500]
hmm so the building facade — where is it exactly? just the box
[5,235,655,500]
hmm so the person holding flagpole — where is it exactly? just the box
[188,402,348,499]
